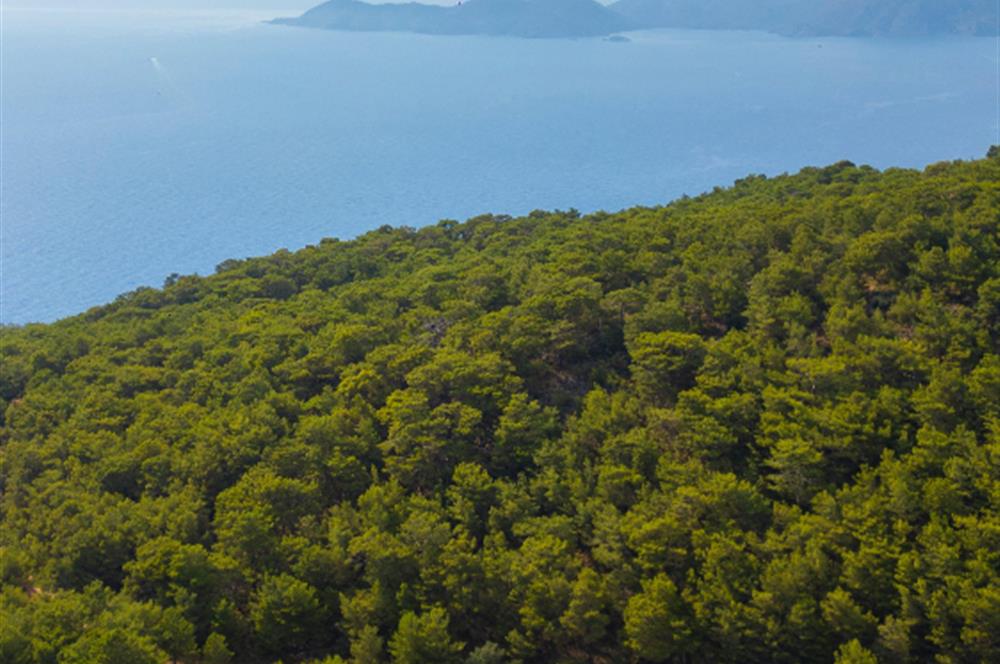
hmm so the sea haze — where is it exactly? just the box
[2,8,996,323]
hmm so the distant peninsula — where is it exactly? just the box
[271,0,632,39]
[611,0,999,37]
[274,0,999,39]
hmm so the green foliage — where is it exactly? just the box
[202,633,234,664]
[624,573,693,661]
[251,574,327,656]
[2,154,999,662]
[389,607,463,664]
[628,330,706,404]
[58,628,166,664]
[834,639,878,664]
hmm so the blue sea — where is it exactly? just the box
[2,8,997,324]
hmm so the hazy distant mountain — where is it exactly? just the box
[609,0,999,36]
[610,0,797,32]
[273,0,632,38]
[800,0,998,36]
[4,0,315,8]
[276,0,996,39]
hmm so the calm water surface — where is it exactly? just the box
[2,9,997,323]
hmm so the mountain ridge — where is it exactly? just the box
[610,0,1000,37]
[273,0,632,38]
[275,0,1000,38]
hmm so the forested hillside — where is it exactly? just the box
[2,152,998,663]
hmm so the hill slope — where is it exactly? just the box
[609,0,1000,36]
[1,152,999,663]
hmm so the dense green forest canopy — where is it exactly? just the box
[1,151,998,663]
